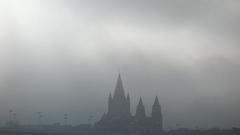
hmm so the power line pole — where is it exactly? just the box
[88,115,93,126]
[64,113,68,126]
[37,112,43,126]
[9,110,13,122]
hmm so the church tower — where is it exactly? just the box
[151,96,163,130]
[107,74,131,118]
[96,74,164,133]
[135,97,146,120]
[113,74,125,101]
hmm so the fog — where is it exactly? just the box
[0,0,240,129]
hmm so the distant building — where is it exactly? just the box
[95,74,163,133]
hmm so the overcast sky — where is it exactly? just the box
[0,0,240,129]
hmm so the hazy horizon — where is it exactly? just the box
[0,0,240,129]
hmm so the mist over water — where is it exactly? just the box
[0,0,240,129]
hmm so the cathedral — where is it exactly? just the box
[95,74,163,133]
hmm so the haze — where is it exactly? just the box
[0,0,240,129]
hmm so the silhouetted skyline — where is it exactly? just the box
[0,0,240,129]
[96,74,162,133]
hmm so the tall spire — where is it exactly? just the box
[108,92,112,114]
[151,96,163,130]
[109,92,112,101]
[135,97,146,119]
[109,92,112,100]
[127,92,130,101]
[113,74,126,101]
[127,92,130,114]
[139,97,143,105]
[153,96,160,106]
[152,96,161,118]
[152,96,162,120]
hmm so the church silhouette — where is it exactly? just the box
[95,74,163,133]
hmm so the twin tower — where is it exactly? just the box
[96,74,163,133]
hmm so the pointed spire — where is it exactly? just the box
[108,92,112,114]
[127,92,130,101]
[151,96,163,129]
[108,92,112,100]
[135,96,146,118]
[113,74,126,101]
[151,96,162,119]
[139,96,143,105]
[126,92,131,114]
[153,96,160,106]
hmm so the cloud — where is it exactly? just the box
[0,0,239,128]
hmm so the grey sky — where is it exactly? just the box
[0,0,240,129]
